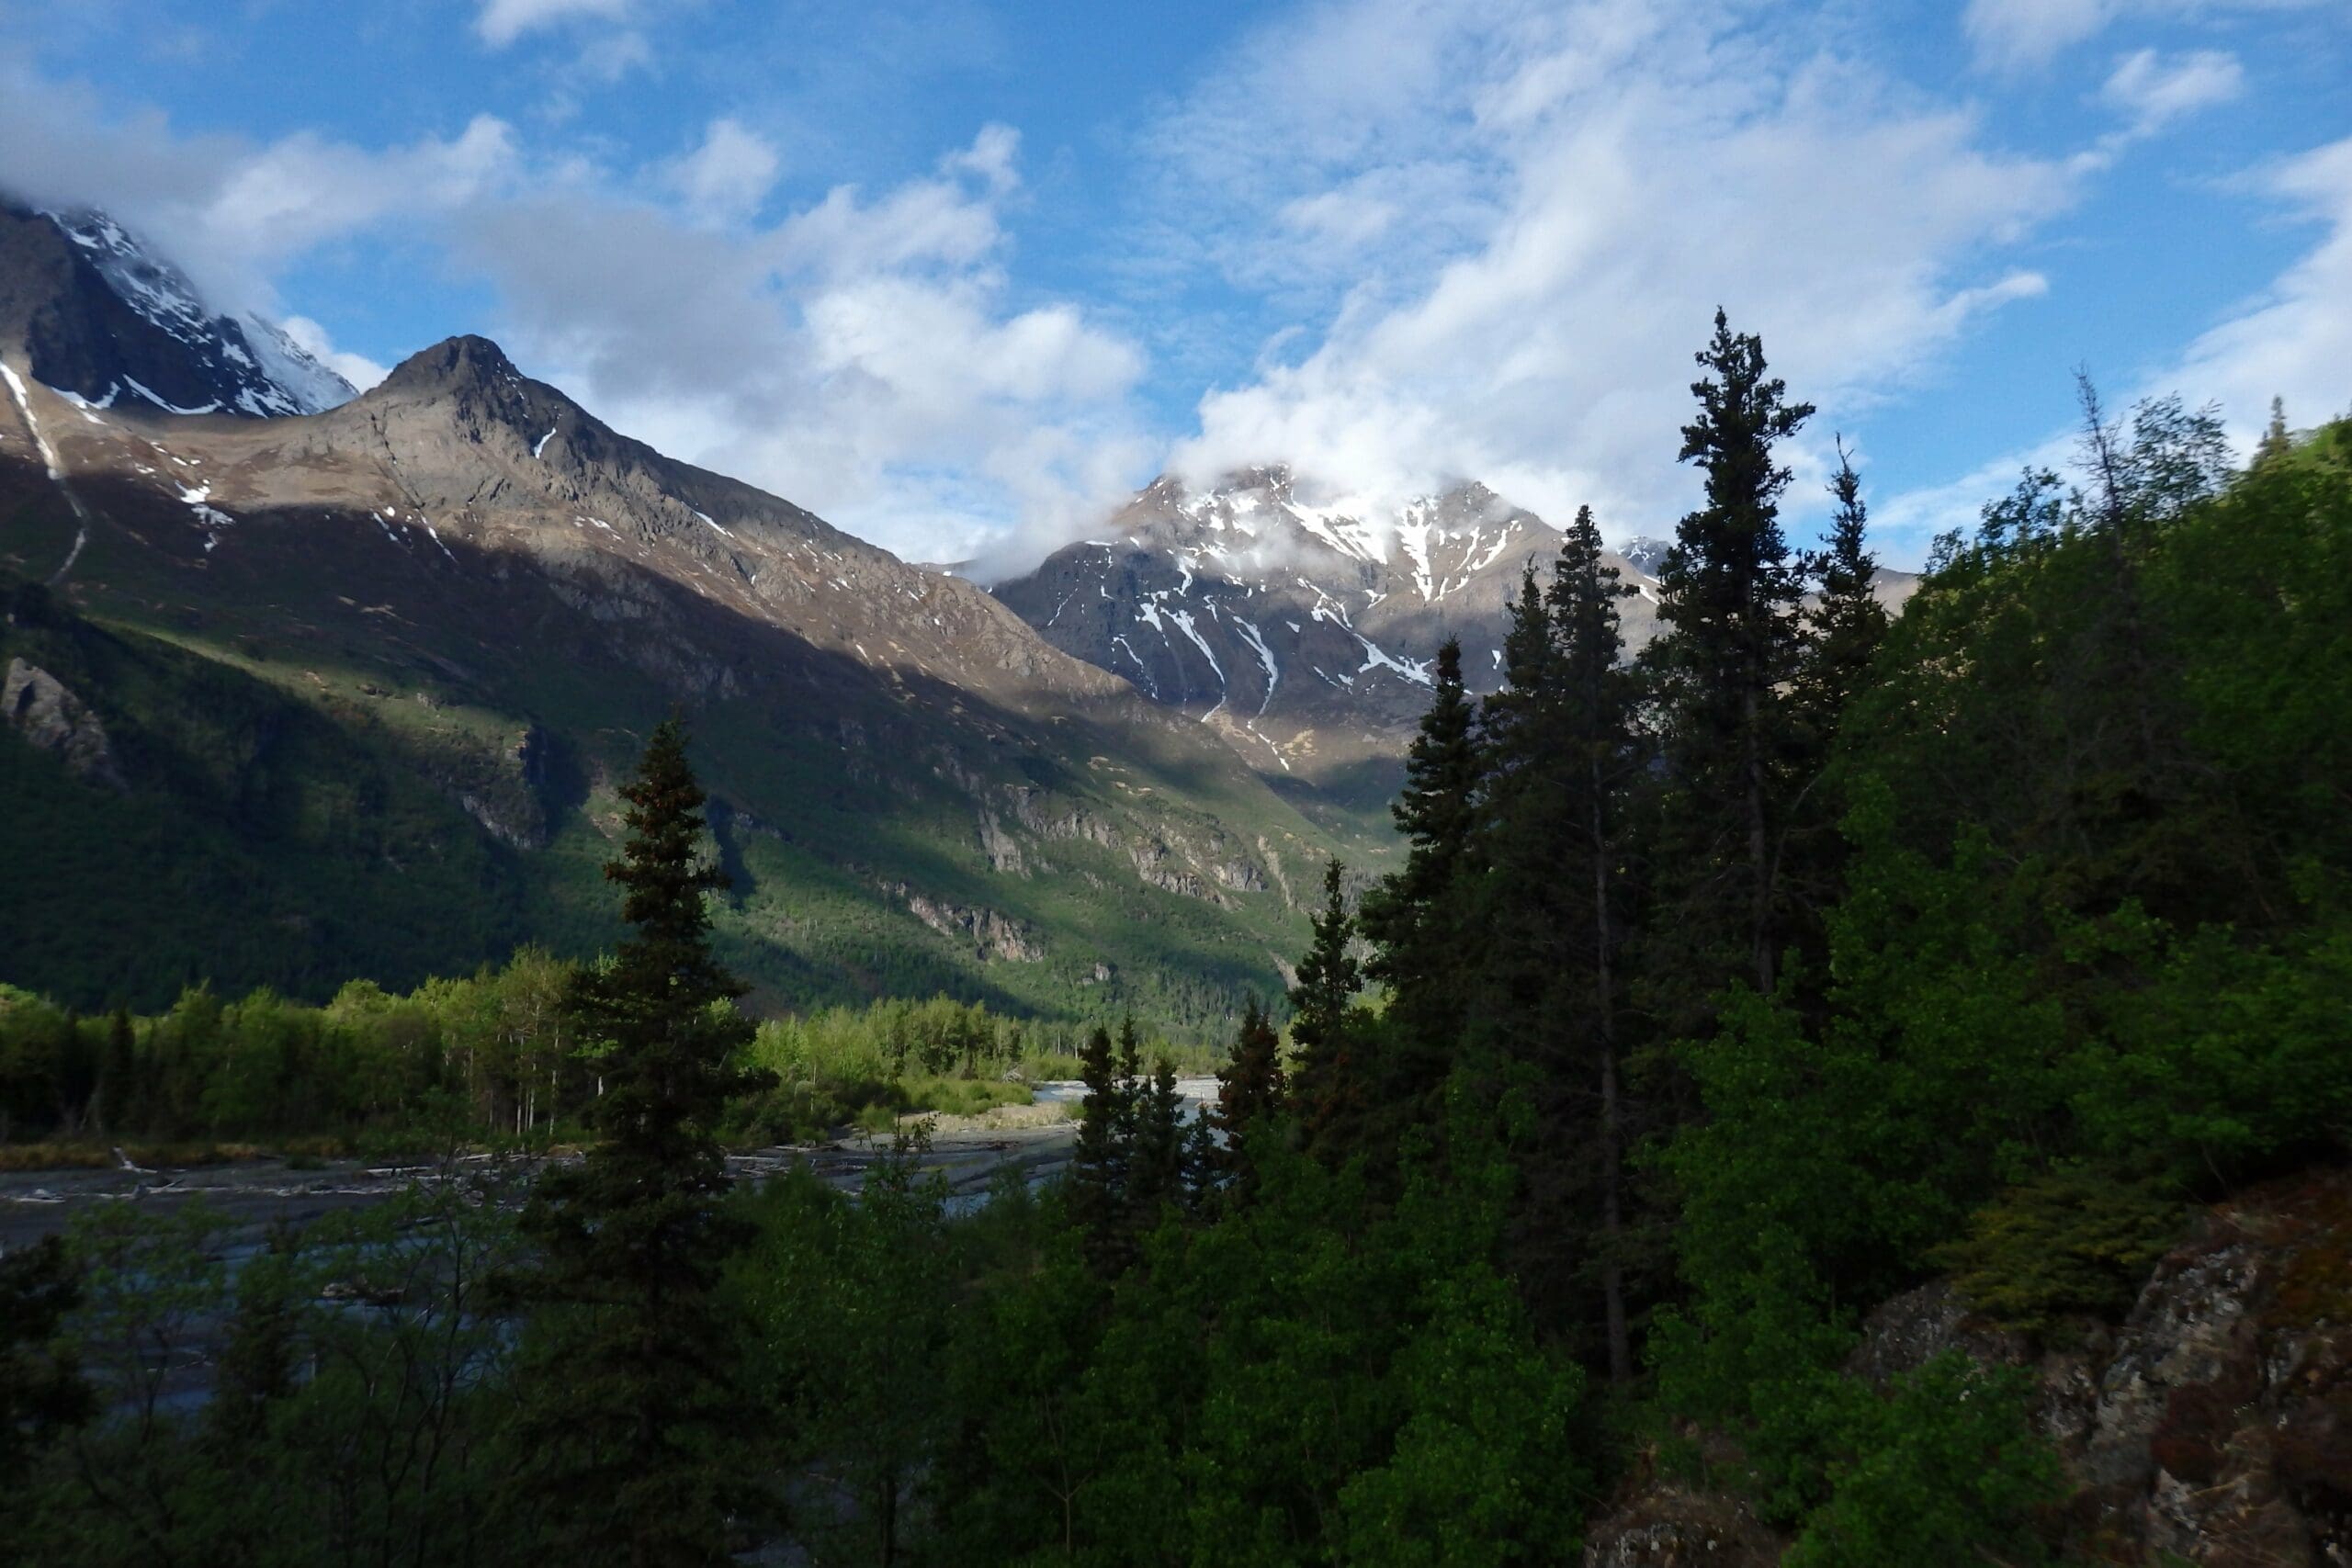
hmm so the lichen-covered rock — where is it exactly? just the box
[2055,1172,2352,1562]
[2,657,125,790]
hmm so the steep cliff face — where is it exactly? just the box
[2,657,124,790]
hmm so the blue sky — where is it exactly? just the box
[1,0,2346,570]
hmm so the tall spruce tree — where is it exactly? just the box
[1645,309,1815,999]
[96,1007,134,1136]
[1126,1059,1187,1224]
[1781,440,1893,953]
[512,717,770,1567]
[1547,505,1638,1382]
[2256,395,2291,464]
[1211,997,1286,1200]
[1359,637,1481,1058]
[1464,569,1576,1062]
[1069,1023,1132,1276]
[1287,859,1363,1161]
[1799,440,1891,742]
[1467,522,1640,1369]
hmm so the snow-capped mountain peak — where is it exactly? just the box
[1,204,353,418]
[994,468,1644,790]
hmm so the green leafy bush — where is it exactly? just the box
[1786,1355,2060,1568]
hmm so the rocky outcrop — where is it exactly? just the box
[2,658,124,789]
[890,886,1043,963]
[977,810,1026,874]
[1843,1168,2352,1566]
[2058,1171,2351,1564]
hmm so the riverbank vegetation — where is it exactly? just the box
[0,965,1202,1158]
[5,321,2348,1564]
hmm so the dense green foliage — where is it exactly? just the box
[1650,407,2352,1551]
[0,964,1175,1153]
[934,1093,1589,1565]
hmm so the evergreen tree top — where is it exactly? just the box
[1667,309,1815,592]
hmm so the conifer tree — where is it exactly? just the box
[1799,441,1891,742]
[1781,441,1892,980]
[2256,396,2291,464]
[1112,1016,1143,1154]
[1069,1023,1132,1276]
[96,1007,134,1136]
[1462,567,1575,1059]
[1548,505,1639,1382]
[1358,637,1481,1058]
[1645,309,1815,998]
[511,717,770,1567]
[1212,997,1286,1198]
[1468,518,1640,1370]
[1126,1059,1187,1224]
[1287,859,1363,1161]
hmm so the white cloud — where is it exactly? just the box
[2169,136,2352,440]
[0,56,1139,566]
[444,124,1146,565]
[475,0,633,49]
[0,59,519,315]
[1151,1,2075,551]
[671,118,782,223]
[2101,48,2244,135]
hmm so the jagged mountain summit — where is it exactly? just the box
[994,468,1662,802]
[997,472,1918,809]
[0,202,354,419]
[2,231,1345,1021]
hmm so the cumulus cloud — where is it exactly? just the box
[475,0,633,49]
[461,127,1146,565]
[0,57,518,315]
[1148,0,2074,549]
[670,118,783,223]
